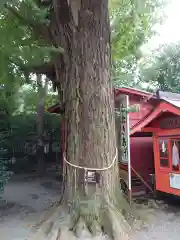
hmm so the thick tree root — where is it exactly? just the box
[29,202,132,240]
[28,186,140,239]
[106,207,130,240]
[30,205,67,240]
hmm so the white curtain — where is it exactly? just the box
[172,142,179,166]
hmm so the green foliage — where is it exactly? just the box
[0,160,13,194]
[112,55,139,87]
[139,42,180,93]
[0,0,60,118]
[16,83,58,114]
[111,1,153,60]
[0,110,13,194]
[0,43,24,115]
[0,110,60,181]
[0,0,166,93]
[0,0,63,70]
[110,0,166,87]
[0,112,60,156]
[11,112,61,140]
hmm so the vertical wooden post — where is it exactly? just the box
[126,96,132,206]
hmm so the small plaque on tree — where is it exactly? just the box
[85,170,100,183]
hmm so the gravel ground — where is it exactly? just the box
[0,176,180,240]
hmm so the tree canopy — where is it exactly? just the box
[110,0,166,87]
[139,42,180,93]
[0,0,166,95]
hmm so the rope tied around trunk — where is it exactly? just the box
[63,148,117,171]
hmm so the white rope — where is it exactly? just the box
[63,148,117,171]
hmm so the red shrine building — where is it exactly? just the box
[48,87,180,197]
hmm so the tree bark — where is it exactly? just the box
[36,75,48,176]
[52,0,118,203]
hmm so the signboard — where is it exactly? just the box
[118,95,129,164]
[169,173,180,189]
[161,117,180,129]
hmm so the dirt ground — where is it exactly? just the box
[0,176,180,240]
[0,175,61,240]
[132,198,180,240]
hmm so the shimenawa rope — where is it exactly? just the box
[63,148,117,171]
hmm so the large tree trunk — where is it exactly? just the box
[65,1,118,201]
[52,0,118,202]
[31,1,131,239]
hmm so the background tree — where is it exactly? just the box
[17,74,58,175]
[36,74,48,176]
[139,42,180,93]
[110,0,165,87]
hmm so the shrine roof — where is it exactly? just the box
[47,88,180,116]
[157,91,180,108]
[114,87,155,99]
[130,99,180,135]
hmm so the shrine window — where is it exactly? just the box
[171,140,180,171]
[159,139,169,168]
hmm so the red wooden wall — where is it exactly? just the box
[130,137,154,181]
[128,95,155,129]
